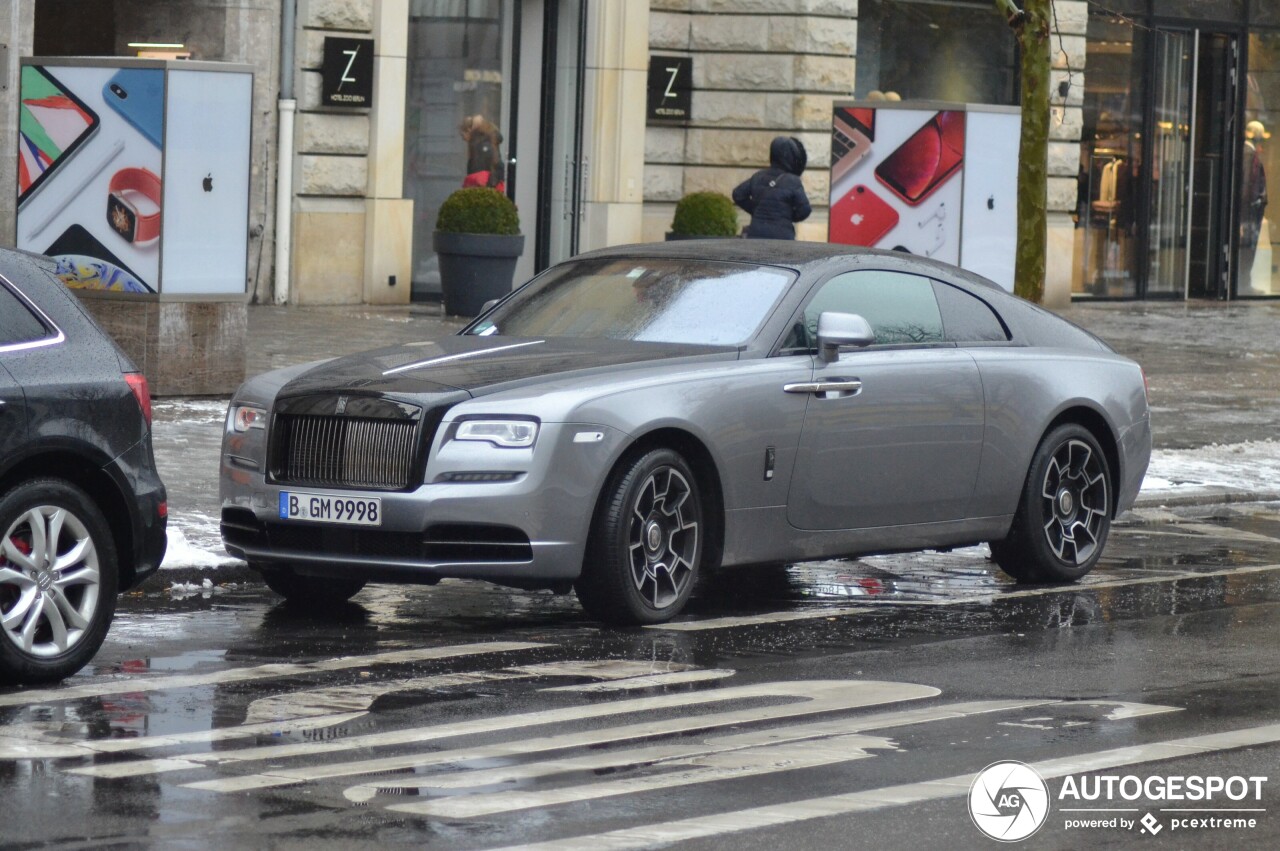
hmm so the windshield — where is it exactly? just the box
[466,258,793,347]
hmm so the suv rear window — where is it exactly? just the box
[0,282,52,348]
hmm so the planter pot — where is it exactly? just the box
[433,231,526,317]
[665,232,738,241]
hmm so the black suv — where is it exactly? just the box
[0,251,166,684]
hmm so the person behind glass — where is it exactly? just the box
[732,136,812,239]
[1240,120,1269,290]
[460,114,506,193]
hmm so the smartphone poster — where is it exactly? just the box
[828,105,964,267]
[16,63,164,294]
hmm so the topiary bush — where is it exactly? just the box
[670,191,739,237]
[436,187,521,235]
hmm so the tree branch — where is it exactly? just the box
[994,0,1026,29]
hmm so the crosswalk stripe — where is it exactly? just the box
[495,721,1280,850]
[345,700,1052,803]
[540,669,736,692]
[0,641,548,708]
[6,662,684,762]
[364,699,1055,814]
[165,680,938,792]
[391,734,892,818]
[649,606,874,631]
[0,713,366,761]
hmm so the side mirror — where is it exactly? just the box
[816,311,875,362]
[480,298,500,314]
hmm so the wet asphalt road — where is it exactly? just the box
[2,501,1279,849]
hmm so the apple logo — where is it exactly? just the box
[851,214,864,226]
[202,173,214,192]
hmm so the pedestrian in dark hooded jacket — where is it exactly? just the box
[732,136,812,239]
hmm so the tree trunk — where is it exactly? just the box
[997,0,1051,304]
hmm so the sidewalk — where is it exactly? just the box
[150,297,1280,579]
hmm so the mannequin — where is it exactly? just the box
[1241,120,1269,292]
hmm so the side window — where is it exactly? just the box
[932,281,1010,343]
[800,270,944,347]
[0,284,50,348]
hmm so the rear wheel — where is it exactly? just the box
[576,448,704,625]
[258,565,366,606]
[0,479,118,685]
[991,424,1112,584]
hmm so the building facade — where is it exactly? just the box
[2,0,1277,311]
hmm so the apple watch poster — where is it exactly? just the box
[16,64,163,293]
[827,105,964,266]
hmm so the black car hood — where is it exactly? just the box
[277,335,738,401]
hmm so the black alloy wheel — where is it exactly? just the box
[577,447,704,625]
[991,423,1112,584]
[0,479,119,684]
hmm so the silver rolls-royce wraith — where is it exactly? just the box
[220,242,1150,624]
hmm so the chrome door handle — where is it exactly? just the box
[783,379,862,398]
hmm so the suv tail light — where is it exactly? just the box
[125,372,152,427]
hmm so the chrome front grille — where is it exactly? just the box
[271,415,419,490]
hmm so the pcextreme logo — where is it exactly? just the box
[968,761,1052,842]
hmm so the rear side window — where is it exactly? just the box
[932,281,1009,342]
[0,283,50,348]
[801,270,944,346]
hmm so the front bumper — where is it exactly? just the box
[219,421,626,589]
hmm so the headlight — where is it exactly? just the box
[455,418,538,448]
[230,405,267,432]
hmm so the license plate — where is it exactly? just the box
[279,492,382,526]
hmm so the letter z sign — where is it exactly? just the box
[322,37,375,108]
[647,56,692,123]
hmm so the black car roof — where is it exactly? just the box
[573,239,1003,291]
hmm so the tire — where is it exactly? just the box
[0,479,119,685]
[992,424,1112,584]
[258,565,366,606]
[576,448,705,625]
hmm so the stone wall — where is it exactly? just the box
[1045,0,1087,307]
[644,0,858,242]
[76,297,247,396]
[289,0,411,305]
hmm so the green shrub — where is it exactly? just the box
[436,187,521,235]
[670,191,739,237]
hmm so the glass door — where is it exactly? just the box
[403,0,515,301]
[1145,27,1240,299]
[536,0,586,270]
[1146,29,1195,297]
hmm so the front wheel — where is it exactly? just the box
[992,424,1112,584]
[258,565,366,606]
[576,448,705,625]
[0,479,119,685]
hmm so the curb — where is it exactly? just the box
[1133,488,1280,509]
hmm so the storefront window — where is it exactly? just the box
[854,0,1017,105]
[1077,12,1144,298]
[404,0,513,300]
[1242,33,1280,295]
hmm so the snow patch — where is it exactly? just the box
[162,525,240,570]
[1143,440,1280,494]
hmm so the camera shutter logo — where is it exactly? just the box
[968,760,1051,842]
